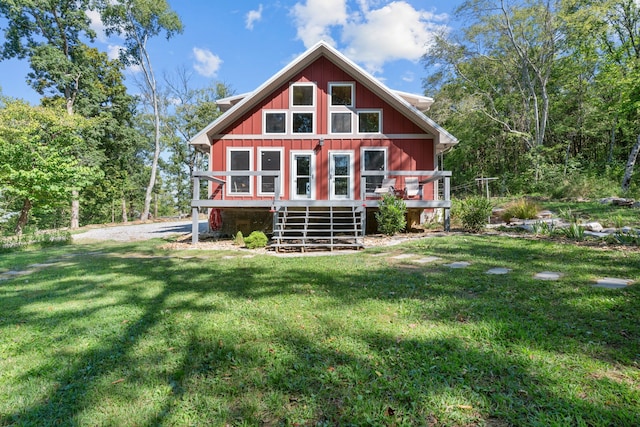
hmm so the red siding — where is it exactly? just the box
[209,56,436,201]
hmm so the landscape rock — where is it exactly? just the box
[583,222,603,232]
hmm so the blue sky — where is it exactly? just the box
[0,0,460,104]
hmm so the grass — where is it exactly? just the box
[537,200,640,228]
[1,236,639,426]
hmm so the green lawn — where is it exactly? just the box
[1,236,639,426]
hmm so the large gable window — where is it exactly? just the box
[292,112,314,133]
[264,111,286,134]
[291,83,315,106]
[329,83,354,106]
[330,112,352,133]
[227,148,252,195]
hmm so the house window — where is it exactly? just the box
[329,83,354,106]
[362,148,387,193]
[264,111,286,134]
[259,148,283,195]
[330,112,352,133]
[358,111,381,133]
[228,148,252,195]
[292,112,314,133]
[291,83,315,106]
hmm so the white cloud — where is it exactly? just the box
[246,4,264,30]
[192,47,222,77]
[106,44,123,60]
[291,0,348,47]
[291,0,449,75]
[86,9,108,43]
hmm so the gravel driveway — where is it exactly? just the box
[73,220,208,242]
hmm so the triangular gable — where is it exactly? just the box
[190,41,458,153]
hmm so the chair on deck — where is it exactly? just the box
[404,177,421,199]
[374,178,396,196]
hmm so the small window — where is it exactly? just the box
[264,112,286,134]
[228,149,252,194]
[291,84,314,106]
[292,112,314,133]
[358,111,381,133]
[330,83,354,106]
[331,112,352,133]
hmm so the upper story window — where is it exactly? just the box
[264,111,286,134]
[329,83,354,106]
[358,111,382,133]
[227,148,252,195]
[292,112,314,134]
[291,83,315,106]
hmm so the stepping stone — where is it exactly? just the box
[370,252,390,257]
[222,255,236,259]
[593,278,633,289]
[415,256,441,264]
[486,267,511,275]
[392,254,414,260]
[534,271,562,281]
[242,255,255,259]
[444,261,471,269]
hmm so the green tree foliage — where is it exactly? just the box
[424,0,640,196]
[0,99,101,235]
[97,0,183,221]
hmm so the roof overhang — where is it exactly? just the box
[190,41,458,154]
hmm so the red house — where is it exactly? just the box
[190,41,457,250]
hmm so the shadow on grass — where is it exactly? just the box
[0,236,638,425]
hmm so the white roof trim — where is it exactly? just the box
[191,40,457,153]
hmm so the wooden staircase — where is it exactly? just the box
[271,205,365,252]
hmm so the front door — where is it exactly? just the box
[291,151,316,200]
[329,151,354,199]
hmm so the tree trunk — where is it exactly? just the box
[71,189,80,229]
[14,198,32,236]
[621,134,640,192]
[121,197,128,223]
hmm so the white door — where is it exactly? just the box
[329,151,354,200]
[291,151,316,200]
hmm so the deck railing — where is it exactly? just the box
[191,170,451,244]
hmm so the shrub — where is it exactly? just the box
[560,222,585,241]
[457,196,492,232]
[501,198,539,222]
[375,194,407,235]
[244,231,268,249]
[233,231,244,246]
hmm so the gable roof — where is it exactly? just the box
[190,40,458,153]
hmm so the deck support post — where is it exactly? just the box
[444,175,451,232]
[192,176,200,245]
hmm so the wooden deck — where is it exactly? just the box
[190,170,451,245]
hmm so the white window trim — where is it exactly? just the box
[328,150,355,200]
[328,111,354,135]
[263,110,287,135]
[361,147,388,194]
[291,110,316,134]
[290,150,316,200]
[357,109,383,134]
[257,147,284,197]
[328,82,355,107]
[226,147,253,196]
[289,82,316,108]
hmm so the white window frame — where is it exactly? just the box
[226,147,253,196]
[263,110,287,135]
[257,147,284,196]
[290,150,316,200]
[290,82,316,107]
[361,147,388,194]
[291,111,316,134]
[328,82,356,135]
[357,110,383,134]
[328,150,355,200]
[328,82,355,107]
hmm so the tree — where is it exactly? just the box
[0,0,101,228]
[0,99,100,235]
[97,0,183,220]
[164,69,233,213]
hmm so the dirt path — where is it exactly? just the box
[72,220,208,242]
